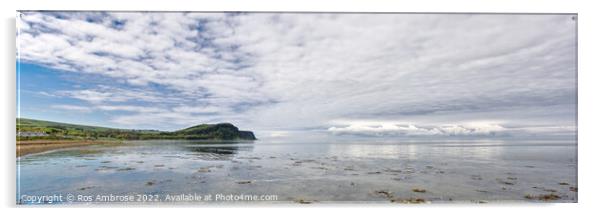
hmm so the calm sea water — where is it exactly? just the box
[17,139,577,204]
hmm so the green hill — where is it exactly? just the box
[173,123,256,140]
[16,118,256,141]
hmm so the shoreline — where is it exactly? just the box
[17,140,122,157]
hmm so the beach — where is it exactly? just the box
[17,140,121,157]
[17,139,577,204]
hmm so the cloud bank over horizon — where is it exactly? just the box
[17,12,577,138]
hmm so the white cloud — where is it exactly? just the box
[327,122,508,137]
[53,86,176,104]
[172,105,228,114]
[95,105,165,113]
[51,104,165,114]
[50,104,92,113]
[18,12,577,136]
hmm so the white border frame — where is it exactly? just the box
[3,0,601,215]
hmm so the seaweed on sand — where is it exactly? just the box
[117,167,135,171]
[373,190,394,199]
[390,198,427,204]
[524,193,561,201]
[412,188,427,193]
[293,198,316,204]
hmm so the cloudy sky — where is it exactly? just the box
[16,12,577,138]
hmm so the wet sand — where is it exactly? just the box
[17,140,577,204]
[17,140,121,157]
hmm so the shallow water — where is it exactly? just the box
[17,139,577,204]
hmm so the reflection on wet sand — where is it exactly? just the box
[17,140,577,204]
[183,144,253,160]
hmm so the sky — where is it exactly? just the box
[16,12,577,139]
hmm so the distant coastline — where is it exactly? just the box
[16,118,256,156]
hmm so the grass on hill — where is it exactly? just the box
[16,118,255,141]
